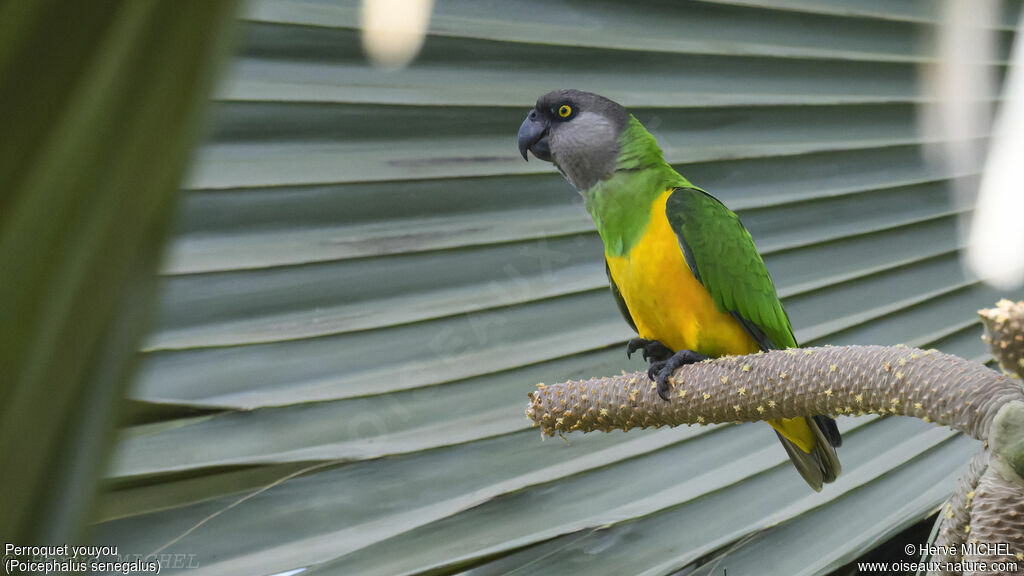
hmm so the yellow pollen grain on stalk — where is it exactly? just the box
[890,398,900,406]
[581,394,587,401]
[965,525,971,534]
[768,400,776,408]
[733,405,741,412]
[829,364,837,372]
[537,383,546,389]
[923,416,931,423]
[824,389,833,397]
[756,405,765,413]
[721,376,729,384]
[703,393,711,400]
[1016,552,1023,561]
[803,349,813,355]
[895,371,904,381]
[677,389,687,399]
[600,408,608,416]
[738,387,746,396]
[780,372,789,379]
[742,364,751,372]
[696,416,705,423]
[914,402,922,409]
[855,394,864,403]
[650,382,656,390]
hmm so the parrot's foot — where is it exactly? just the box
[626,338,674,362]
[647,350,709,401]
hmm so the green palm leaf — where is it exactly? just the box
[79,1,1024,574]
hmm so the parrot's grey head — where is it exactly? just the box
[518,89,629,191]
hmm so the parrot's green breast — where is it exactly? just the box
[603,188,762,358]
[582,116,685,257]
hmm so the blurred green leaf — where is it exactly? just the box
[0,0,237,543]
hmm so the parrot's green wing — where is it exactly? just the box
[665,187,797,350]
[666,187,842,485]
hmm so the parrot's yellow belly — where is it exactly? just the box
[606,190,815,452]
[605,190,759,358]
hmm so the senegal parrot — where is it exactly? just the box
[517,89,842,490]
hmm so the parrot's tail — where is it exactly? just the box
[772,415,842,492]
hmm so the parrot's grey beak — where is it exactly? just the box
[518,109,551,162]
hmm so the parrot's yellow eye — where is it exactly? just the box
[558,104,572,118]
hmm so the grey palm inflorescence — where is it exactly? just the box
[526,300,1024,575]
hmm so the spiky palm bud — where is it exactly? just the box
[930,451,990,574]
[526,301,1024,575]
[526,346,1020,443]
[981,300,1024,379]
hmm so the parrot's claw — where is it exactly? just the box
[647,350,708,401]
[626,338,674,362]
